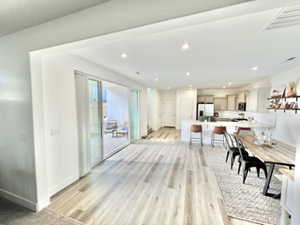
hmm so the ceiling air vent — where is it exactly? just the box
[266,5,300,30]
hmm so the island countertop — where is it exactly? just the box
[181,120,274,143]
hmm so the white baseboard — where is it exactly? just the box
[0,176,78,212]
[0,188,37,211]
[36,197,50,211]
[48,175,79,197]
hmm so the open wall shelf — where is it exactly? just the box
[267,95,299,114]
[268,95,300,100]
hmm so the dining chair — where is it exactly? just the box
[234,136,268,184]
[224,131,248,170]
[190,125,203,146]
[211,126,226,147]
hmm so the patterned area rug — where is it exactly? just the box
[0,197,81,225]
[203,146,282,225]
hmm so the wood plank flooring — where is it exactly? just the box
[48,128,260,225]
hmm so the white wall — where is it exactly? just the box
[42,55,79,197]
[159,90,177,127]
[270,66,300,146]
[147,88,161,131]
[41,53,143,197]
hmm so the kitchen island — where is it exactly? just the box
[181,120,274,144]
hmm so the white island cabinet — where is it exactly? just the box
[181,120,274,144]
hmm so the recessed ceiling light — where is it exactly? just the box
[154,77,159,81]
[252,66,258,71]
[186,72,191,76]
[285,57,296,62]
[181,42,190,51]
[121,53,128,58]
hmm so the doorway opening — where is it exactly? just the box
[102,81,130,159]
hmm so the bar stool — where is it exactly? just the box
[237,127,251,135]
[190,125,203,146]
[211,126,226,147]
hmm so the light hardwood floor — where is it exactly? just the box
[48,128,261,225]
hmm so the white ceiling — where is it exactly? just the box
[69,6,300,90]
[0,0,109,37]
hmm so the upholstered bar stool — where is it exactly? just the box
[237,127,251,135]
[190,125,203,146]
[211,126,227,147]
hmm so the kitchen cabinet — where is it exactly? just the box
[237,92,246,103]
[197,95,214,103]
[227,95,236,111]
[214,97,228,111]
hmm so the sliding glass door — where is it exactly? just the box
[130,90,140,141]
[102,81,130,159]
[88,79,103,167]
[76,71,139,173]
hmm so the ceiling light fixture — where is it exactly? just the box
[154,77,159,81]
[228,82,232,86]
[121,53,128,58]
[181,42,190,51]
[252,66,258,71]
[285,57,296,62]
[186,72,190,76]
[223,86,226,89]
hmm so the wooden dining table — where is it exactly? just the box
[236,135,296,198]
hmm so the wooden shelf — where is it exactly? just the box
[268,95,299,114]
[268,95,300,100]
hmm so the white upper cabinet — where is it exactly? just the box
[227,95,236,111]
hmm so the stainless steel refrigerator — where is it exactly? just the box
[197,103,214,119]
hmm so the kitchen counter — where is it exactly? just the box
[181,120,274,143]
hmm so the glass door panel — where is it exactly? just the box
[130,90,140,141]
[102,81,130,159]
[88,79,103,167]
